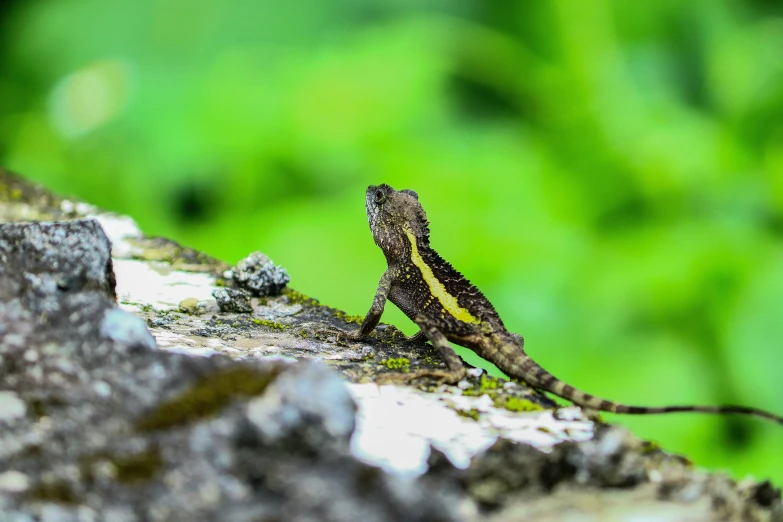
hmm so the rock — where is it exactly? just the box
[179,297,200,314]
[0,219,461,522]
[212,287,253,313]
[1,171,781,522]
[0,471,30,493]
[231,251,289,297]
[0,219,116,299]
[0,391,27,422]
[99,307,158,351]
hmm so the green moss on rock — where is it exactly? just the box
[136,366,281,432]
[111,447,164,484]
[641,440,662,454]
[479,374,501,391]
[494,395,544,412]
[334,310,363,325]
[252,318,290,330]
[282,288,319,306]
[381,358,410,370]
[456,408,481,421]
[27,482,79,504]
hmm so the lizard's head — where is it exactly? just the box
[365,184,430,254]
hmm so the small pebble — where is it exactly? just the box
[179,297,199,314]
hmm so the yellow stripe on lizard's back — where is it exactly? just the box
[403,227,480,325]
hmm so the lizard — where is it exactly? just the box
[346,183,783,424]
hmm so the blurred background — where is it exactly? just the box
[1,0,782,482]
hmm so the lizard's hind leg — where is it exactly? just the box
[376,317,467,385]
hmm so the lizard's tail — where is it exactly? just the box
[496,341,783,425]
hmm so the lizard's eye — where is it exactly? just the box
[375,189,385,203]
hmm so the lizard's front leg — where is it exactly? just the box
[377,316,467,385]
[344,269,394,340]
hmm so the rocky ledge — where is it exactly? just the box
[0,170,780,522]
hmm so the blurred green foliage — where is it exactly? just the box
[2,0,783,482]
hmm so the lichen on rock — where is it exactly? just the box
[230,251,290,297]
[0,170,780,522]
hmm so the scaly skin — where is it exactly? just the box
[349,183,783,424]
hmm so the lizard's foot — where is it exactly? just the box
[376,368,466,386]
[338,330,361,342]
[404,330,427,343]
[324,325,363,343]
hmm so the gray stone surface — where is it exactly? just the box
[0,169,781,522]
[0,217,461,522]
[231,251,290,297]
[212,287,253,313]
[0,219,116,299]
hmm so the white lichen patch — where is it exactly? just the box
[61,199,98,216]
[103,215,595,480]
[114,259,218,310]
[348,383,594,476]
[156,334,221,358]
[0,391,26,423]
[447,395,593,446]
[90,213,143,258]
[100,308,157,351]
[0,470,30,493]
[253,301,303,318]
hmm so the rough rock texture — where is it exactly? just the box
[447,429,782,521]
[231,251,290,297]
[0,169,781,522]
[212,287,253,313]
[0,218,461,522]
[0,219,116,299]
